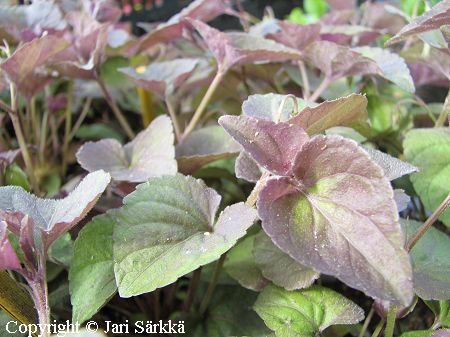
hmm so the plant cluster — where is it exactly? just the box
[0,0,449,336]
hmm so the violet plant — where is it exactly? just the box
[0,0,449,336]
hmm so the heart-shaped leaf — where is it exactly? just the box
[303,41,380,81]
[404,219,450,300]
[267,21,321,50]
[290,93,368,135]
[256,135,413,305]
[69,213,116,325]
[76,115,177,183]
[119,58,199,98]
[113,174,258,297]
[224,232,268,291]
[0,35,69,98]
[254,285,364,337]
[0,170,111,252]
[404,128,450,226]
[188,19,302,73]
[253,231,319,291]
[354,47,415,93]
[176,126,241,174]
[219,116,309,176]
[386,1,450,45]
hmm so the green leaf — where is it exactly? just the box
[253,231,319,291]
[4,164,30,191]
[424,300,450,328]
[404,128,450,226]
[224,232,268,291]
[254,285,364,337]
[187,285,270,337]
[404,219,450,300]
[48,232,73,266]
[100,56,130,87]
[113,174,258,297]
[69,215,116,325]
[75,124,125,143]
[399,330,435,337]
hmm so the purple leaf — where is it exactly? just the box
[0,35,69,98]
[176,126,241,174]
[267,21,321,51]
[0,149,21,166]
[257,135,413,305]
[431,330,450,337]
[188,19,302,73]
[219,115,309,176]
[326,0,357,10]
[290,93,368,135]
[303,41,380,81]
[0,170,111,252]
[77,116,177,182]
[394,189,410,212]
[0,221,21,271]
[235,151,263,183]
[320,25,381,46]
[119,58,199,97]
[387,1,450,45]
[131,0,235,53]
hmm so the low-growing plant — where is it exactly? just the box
[0,0,449,336]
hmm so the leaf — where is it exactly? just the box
[0,35,69,98]
[77,116,177,183]
[253,231,319,291]
[403,219,450,300]
[133,0,235,53]
[119,59,199,97]
[404,128,450,226]
[187,19,302,73]
[69,213,116,325]
[267,21,321,50]
[113,174,258,297]
[176,126,241,174]
[290,93,368,135]
[399,330,435,337]
[303,41,380,81]
[223,232,268,291]
[431,330,450,337]
[363,147,418,181]
[5,164,30,191]
[242,93,309,122]
[0,170,111,251]
[188,285,270,337]
[257,135,413,305]
[0,222,21,271]
[219,115,309,176]
[354,47,415,93]
[253,285,364,337]
[387,1,450,45]
[235,151,263,183]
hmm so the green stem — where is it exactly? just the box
[309,77,331,103]
[358,306,375,337]
[96,76,135,139]
[69,97,92,141]
[39,89,50,164]
[385,305,397,337]
[8,84,39,192]
[182,70,225,140]
[298,61,310,100]
[166,98,182,143]
[435,89,449,127]
[370,318,385,337]
[198,253,226,316]
[29,96,40,145]
[406,193,450,251]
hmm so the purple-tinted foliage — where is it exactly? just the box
[187,19,302,73]
[267,21,321,51]
[0,35,69,98]
[77,116,177,182]
[219,115,309,177]
[0,221,22,271]
[387,1,450,45]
